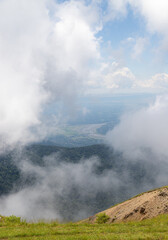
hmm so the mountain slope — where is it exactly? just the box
[0,144,167,221]
[86,186,168,223]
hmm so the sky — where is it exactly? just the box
[0,0,168,147]
[89,0,168,94]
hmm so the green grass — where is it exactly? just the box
[96,213,110,224]
[0,214,168,239]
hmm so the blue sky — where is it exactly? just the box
[103,7,165,76]
[76,0,168,95]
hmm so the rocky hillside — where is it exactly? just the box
[86,186,168,223]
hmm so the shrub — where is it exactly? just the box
[5,215,21,224]
[96,213,110,224]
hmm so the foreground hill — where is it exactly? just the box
[86,186,168,223]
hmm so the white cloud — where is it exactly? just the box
[0,0,50,147]
[132,1,168,51]
[106,0,168,37]
[132,37,148,59]
[51,1,100,73]
[85,60,138,95]
[106,0,168,50]
[0,0,101,150]
[130,0,168,36]
[87,58,168,94]
[104,66,135,89]
[138,73,168,90]
[106,95,168,159]
[105,0,128,20]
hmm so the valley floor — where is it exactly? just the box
[1,214,168,239]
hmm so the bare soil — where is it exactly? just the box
[87,187,168,223]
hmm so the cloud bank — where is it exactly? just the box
[0,153,123,221]
[0,147,165,222]
[0,0,100,150]
[106,95,168,160]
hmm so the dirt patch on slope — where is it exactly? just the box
[87,187,168,223]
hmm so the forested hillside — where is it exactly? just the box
[0,144,161,221]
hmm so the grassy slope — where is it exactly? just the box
[1,214,168,240]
